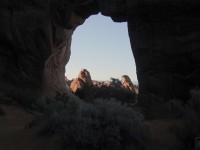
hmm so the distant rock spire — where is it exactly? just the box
[120,75,138,93]
[70,68,93,93]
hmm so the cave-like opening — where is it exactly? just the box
[65,14,137,84]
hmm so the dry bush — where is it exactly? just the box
[39,97,149,150]
[74,86,137,105]
[138,94,185,120]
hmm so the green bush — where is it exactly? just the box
[39,98,149,150]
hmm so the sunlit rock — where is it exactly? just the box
[78,69,93,86]
[70,69,93,93]
[43,13,85,97]
[121,75,138,93]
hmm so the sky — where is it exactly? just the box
[65,13,137,83]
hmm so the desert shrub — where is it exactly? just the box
[74,86,137,105]
[31,92,69,113]
[171,89,200,150]
[1,87,43,107]
[138,94,185,120]
[39,98,149,150]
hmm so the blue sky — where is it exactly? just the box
[65,13,137,83]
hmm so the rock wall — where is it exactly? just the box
[0,0,99,100]
[126,0,200,101]
[98,0,200,101]
[0,0,53,99]
[43,13,85,97]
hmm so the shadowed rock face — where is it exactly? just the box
[0,0,53,99]
[43,13,85,97]
[0,0,199,101]
[126,0,200,101]
[98,0,200,100]
[0,0,99,99]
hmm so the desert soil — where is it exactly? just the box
[0,104,62,150]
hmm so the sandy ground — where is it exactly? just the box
[0,105,62,150]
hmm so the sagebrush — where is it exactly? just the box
[138,93,185,120]
[39,97,149,150]
[74,85,137,104]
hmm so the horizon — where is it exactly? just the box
[67,77,138,85]
[65,13,137,83]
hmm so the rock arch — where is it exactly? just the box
[0,0,199,102]
[43,13,85,97]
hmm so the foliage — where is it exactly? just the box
[138,94,185,120]
[32,92,69,113]
[74,85,137,105]
[110,77,121,88]
[39,97,149,150]
[0,87,43,107]
[171,89,200,150]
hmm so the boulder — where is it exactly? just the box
[121,75,137,93]
[78,69,93,86]
[70,78,85,93]
[70,69,93,93]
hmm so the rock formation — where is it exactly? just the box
[43,14,84,97]
[78,69,93,86]
[92,76,138,94]
[70,69,93,93]
[121,75,137,93]
[0,0,99,99]
[128,0,200,101]
[0,0,199,102]
[98,0,200,101]
[93,80,111,87]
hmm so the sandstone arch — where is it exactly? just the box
[0,0,199,102]
[43,13,85,97]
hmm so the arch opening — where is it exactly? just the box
[65,14,137,85]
